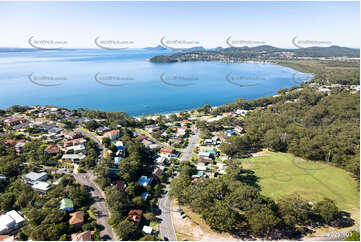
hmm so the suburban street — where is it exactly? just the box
[180,128,200,162]
[73,128,117,241]
[158,187,177,241]
[75,127,201,241]
[158,128,200,241]
[73,173,117,241]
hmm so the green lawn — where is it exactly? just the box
[240,152,360,212]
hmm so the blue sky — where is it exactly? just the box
[1,1,359,48]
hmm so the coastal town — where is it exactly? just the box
[0,70,360,241]
[0,100,254,241]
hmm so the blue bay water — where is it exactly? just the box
[0,49,313,116]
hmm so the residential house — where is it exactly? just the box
[114,157,121,165]
[114,141,125,151]
[204,139,213,145]
[4,118,26,126]
[64,138,87,148]
[137,176,152,187]
[141,139,153,148]
[156,156,168,166]
[112,180,127,191]
[198,156,214,165]
[202,148,217,157]
[59,198,74,212]
[132,131,140,137]
[234,126,245,134]
[142,226,153,235]
[141,192,149,201]
[176,127,187,137]
[44,144,60,155]
[168,137,182,146]
[66,144,86,152]
[48,127,63,135]
[217,163,226,174]
[4,140,26,151]
[0,235,15,241]
[136,135,148,142]
[149,144,160,149]
[145,124,159,133]
[61,153,86,163]
[96,126,110,136]
[152,167,163,179]
[192,171,205,178]
[235,109,249,116]
[196,164,208,171]
[0,210,25,235]
[32,181,51,193]
[126,209,143,225]
[71,231,93,241]
[14,141,26,153]
[225,129,236,136]
[69,211,84,229]
[212,136,219,144]
[198,152,211,158]
[160,147,176,157]
[62,131,82,140]
[106,130,120,140]
[23,172,48,185]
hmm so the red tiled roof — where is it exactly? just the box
[112,180,126,190]
[160,147,174,154]
[45,144,60,154]
[126,209,143,224]
[69,211,84,225]
[136,135,147,141]
[108,130,120,135]
[4,139,26,147]
[71,231,92,241]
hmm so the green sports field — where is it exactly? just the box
[240,152,360,212]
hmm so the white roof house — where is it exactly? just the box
[0,210,25,235]
[23,172,48,185]
[114,157,121,165]
[115,141,124,147]
[196,165,208,171]
[149,144,160,149]
[66,144,85,152]
[198,152,211,158]
[32,181,51,192]
[156,156,168,165]
[142,225,153,234]
[61,153,86,161]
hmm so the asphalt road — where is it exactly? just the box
[158,187,177,241]
[158,128,200,241]
[180,128,200,162]
[73,128,117,241]
[73,173,117,241]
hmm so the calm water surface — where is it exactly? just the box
[0,49,313,116]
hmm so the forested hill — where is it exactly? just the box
[150,45,360,63]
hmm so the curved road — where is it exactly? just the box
[158,128,200,241]
[73,128,117,241]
